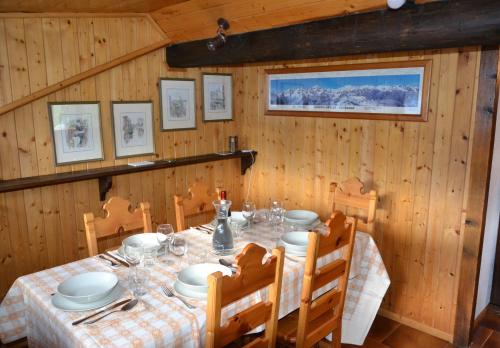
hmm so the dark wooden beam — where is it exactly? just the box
[166,0,500,68]
[453,46,499,348]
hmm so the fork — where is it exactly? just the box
[161,284,195,309]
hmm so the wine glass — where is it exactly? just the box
[156,224,174,257]
[242,201,256,228]
[122,241,144,267]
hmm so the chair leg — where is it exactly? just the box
[331,328,341,348]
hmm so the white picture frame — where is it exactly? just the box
[202,73,233,122]
[49,102,104,165]
[111,101,155,158]
[160,78,196,131]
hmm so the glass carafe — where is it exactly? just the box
[212,199,234,254]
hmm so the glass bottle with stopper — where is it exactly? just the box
[212,197,234,255]
[219,190,231,216]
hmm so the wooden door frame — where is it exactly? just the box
[491,211,500,306]
[453,46,499,347]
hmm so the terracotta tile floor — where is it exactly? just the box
[2,305,500,347]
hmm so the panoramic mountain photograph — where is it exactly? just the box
[269,72,422,113]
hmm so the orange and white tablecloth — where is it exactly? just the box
[0,223,389,347]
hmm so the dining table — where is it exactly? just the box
[0,216,390,347]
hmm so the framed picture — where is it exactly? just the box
[202,73,233,122]
[265,60,432,121]
[159,78,196,131]
[48,102,104,165]
[111,101,155,158]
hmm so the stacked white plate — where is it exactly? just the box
[174,263,232,299]
[229,212,248,227]
[118,232,161,256]
[284,210,319,228]
[52,272,123,311]
[280,231,310,257]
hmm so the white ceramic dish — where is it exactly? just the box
[280,231,309,256]
[52,283,124,311]
[281,231,309,247]
[229,212,248,227]
[174,281,207,299]
[119,233,161,256]
[284,210,319,226]
[57,272,118,304]
[177,263,232,294]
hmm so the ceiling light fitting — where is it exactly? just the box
[207,18,230,51]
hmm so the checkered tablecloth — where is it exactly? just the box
[0,222,389,347]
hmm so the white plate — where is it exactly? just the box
[229,212,248,227]
[119,233,160,256]
[174,281,207,299]
[177,263,232,294]
[284,210,319,226]
[57,272,118,304]
[281,231,309,247]
[52,283,124,312]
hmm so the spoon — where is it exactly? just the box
[84,299,139,324]
[218,259,238,273]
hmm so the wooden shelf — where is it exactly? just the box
[0,151,257,200]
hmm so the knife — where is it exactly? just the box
[72,298,132,326]
[105,251,130,267]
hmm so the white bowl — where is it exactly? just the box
[229,212,248,226]
[280,231,310,253]
[177,263,232,294]
[284,210,319,226]
[122,233,160,252]
[57,272,118,304]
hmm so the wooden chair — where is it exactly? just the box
[206,243,285,348]
[330,177,377,234]
[84,196,153,257]
[174,181,220,232]
[276,211,357,348]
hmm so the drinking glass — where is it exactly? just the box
[129,265,150,298]
[169,236,188,257]
[156,224,174,257]
[123,241,144,267]
[242,201,256,228]
[230,221,243,241]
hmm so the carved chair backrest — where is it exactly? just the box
[294,211,357,347]
[330,177,377,234]
[173,181,221,231]
[206,243,285,348]
[84,196,153,256]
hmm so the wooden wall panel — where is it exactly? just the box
[0,12,484,343]
[238,49,480,340]
[0,16,243,298]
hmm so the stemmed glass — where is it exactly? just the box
[123,241,144,267]
[123,241,148,298]
[156,224,175,257]
[242,201,256,228]
[269,200,285,238]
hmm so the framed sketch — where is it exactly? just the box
[48,102,104,165]
[265,60,432,121]
[111,101,155,158]
[159,78,196,131]
[202,73,233,122]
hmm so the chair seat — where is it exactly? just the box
[277,308,300,345]
[277,308,339,347]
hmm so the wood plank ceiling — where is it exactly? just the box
[0,0,188,13]
[0,0,434,43]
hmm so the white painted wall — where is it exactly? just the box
[475,97,500,318]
